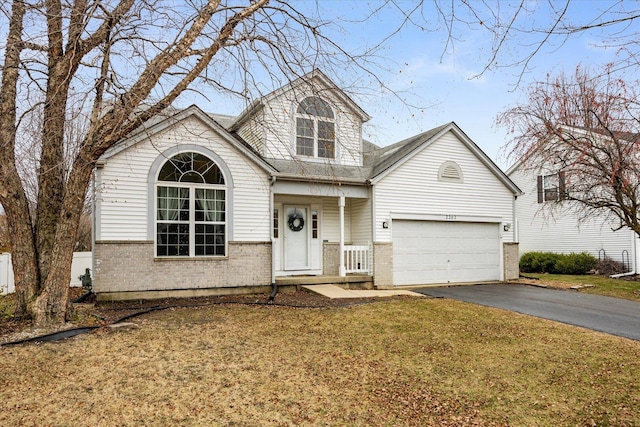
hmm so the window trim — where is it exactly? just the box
[294,96,337,160]
[156,183,226,257]
[148,145,234,245]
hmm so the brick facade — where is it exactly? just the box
[373,242,393,289]
[503,242,520,281]
[322,242,340,276]
[93,241,272,295]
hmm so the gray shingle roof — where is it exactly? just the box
[367,123,451,178]
[268,158,371,184]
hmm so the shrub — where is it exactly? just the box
[519,251,598,275]
[520,252,557,273]
[555,252,598,275]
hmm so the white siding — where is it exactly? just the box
[97,115,271,242]
[236,109,265,153]
[510,166,634,263]
[350,197,372,244]
[321,198,352,242]
[374,131,515,243]
[237,85,363,166]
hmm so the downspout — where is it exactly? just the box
[269,175,278,300]
[91,169,96,266]
[92,163,103,289]
[610,230,637,278]
[339,196,345,277]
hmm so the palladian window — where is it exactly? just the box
[296,96,336,159]
[156,152,226,257]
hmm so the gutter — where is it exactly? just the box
[274,173,370,186]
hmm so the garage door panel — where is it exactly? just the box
[393,220,501,286]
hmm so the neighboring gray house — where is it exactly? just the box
[507,158,639,272]
[93,70,521,300]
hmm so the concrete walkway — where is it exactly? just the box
[302,284,423,299]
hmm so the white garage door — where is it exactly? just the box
[393,220,501,286]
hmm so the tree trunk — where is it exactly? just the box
[36,0,72,291]
[31,161,93,326]
[36,77,69,290]
[2,170,39,317]
[0,1,38,317]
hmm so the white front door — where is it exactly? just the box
[284,206,310,270]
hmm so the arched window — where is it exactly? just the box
[156,152,226,257]
[296,96,335,159]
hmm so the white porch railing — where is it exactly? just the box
[343,243,372,274]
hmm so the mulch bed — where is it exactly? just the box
[0,288,392,344]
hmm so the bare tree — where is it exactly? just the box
[498,66,640,236]
[379,1,640,83]
[0,0,381,325]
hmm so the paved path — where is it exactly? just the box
[302,285,422,299]
[415,284,640,341]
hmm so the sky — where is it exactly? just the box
[187,1,634,170]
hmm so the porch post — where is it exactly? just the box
[339,196,346,277]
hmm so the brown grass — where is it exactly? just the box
[1,298,639,426]
[517,273,640,301]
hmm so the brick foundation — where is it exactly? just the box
[93,241,272,295]
[373,242,393,289]
[503,242,520,281]
[322,242,340,275]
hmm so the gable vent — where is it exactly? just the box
[438,161,463,182]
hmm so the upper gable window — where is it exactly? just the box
[296,96,335,159]
[156,152,226,257]
[438,161,463,183]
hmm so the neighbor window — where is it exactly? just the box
[296,96,335,159]
[156,152,226,256]
[537,171,566,203]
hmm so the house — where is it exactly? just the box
[507,160,640,273]
[92,70,522,300]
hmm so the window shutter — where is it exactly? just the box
[558,171,566,200]
[537,175,543,203]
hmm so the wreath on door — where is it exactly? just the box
[288,210,305,232]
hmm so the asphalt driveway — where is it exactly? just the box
[415,284,640,341]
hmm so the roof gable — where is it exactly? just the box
[230,69,370,132]
[370,122,522,195]
[99,105,277,174]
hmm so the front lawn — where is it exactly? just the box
[521,273,640,301]
[1,298,639,426]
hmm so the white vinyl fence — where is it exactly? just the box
[0,252,92,295]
